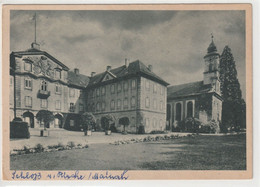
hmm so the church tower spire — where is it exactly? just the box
[203,34,221,93]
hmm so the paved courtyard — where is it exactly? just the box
[10,128,191,150]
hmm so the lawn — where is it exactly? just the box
[10,134,246,170]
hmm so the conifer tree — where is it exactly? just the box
[219,46,246,131]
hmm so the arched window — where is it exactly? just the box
[187,101,193,118]
[41,80,47,91]
[176,103,182,121]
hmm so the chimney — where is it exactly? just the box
[106,66,112,71]
[125,58,128,67]
[74,68,79,75]
[148,65,153,72]
[91,72,96,77]
[31,42,40,50]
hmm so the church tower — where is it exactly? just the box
[203,35,221,93]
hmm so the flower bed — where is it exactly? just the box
[10,142,89,156]
[110,133,195,145]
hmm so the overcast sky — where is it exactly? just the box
[10,10,246,98]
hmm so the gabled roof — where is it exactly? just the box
[167,81,213,100]
[11,47,69,71]
[67,71,90,88]
[88,60,169,87]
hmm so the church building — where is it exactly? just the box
[166,37,223,130]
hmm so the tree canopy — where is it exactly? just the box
[81,112,96,130]
[101,114,115,130]
[219,46,246,131]
[36,110,54,130]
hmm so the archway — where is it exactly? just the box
[23,111,34,128]
[54,114,63,128]
[176,103,182,121]
[187,101,193,118]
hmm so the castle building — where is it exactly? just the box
[9,43,89,129]
[85,60,169,133]
[166,37,223,129]
[9,43,169,133]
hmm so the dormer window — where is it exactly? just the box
[41,80,47,91]
[24,61,32,72]
[55,69,61,79]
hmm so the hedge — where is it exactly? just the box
[10,121,30,139]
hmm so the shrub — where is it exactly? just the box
[101,114,115,131]
[81,112,96,131]
[10,121,30,139]
[119,117,130,132]
[199,120,220,134]
[174,117,204,133]
[150,130,165,134]
[35,144,44,153]
[67,141,75,148]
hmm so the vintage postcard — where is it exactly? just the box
[2,4,252,180]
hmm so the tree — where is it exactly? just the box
[219,46,246,131]
[101,114,115,131]
[36,110,54,130]
[81,112,96,131]
[119,117,130,132]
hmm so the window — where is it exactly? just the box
[55,84,61,94]
[160,101,163,110]
[79,104,84,112]
[55,69,61,79]
[123,81,128,91]
[25,78,32,89]
[153,118,158,128]
[41,80,47,91]
[25,96,32,107]
[145,97,150,108]
[101,102,105,111]
[111,100,115,110]
[153,83,157,93]
[117,99,121,109]
[131,96,136,107]
[96,103,100,112]
[69,88,75,97]
[153,99,157,109]
[41,99,48,108]
[70,120,74,127]
[145,80,150,90]
[117,83,122,93]
[24,62,32,72]
[111,84,115,94]
[69,103,75,112]
[131,80,136,89]
[92,90,95,98]
[124,98,128,108]
[101,87,106,96]
[187,101,193,118]
[55,100,61,110]
[160,86,164,95]
[96,88,100,97]
[176,103,182,121]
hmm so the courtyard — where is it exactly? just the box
[10,132,246,170]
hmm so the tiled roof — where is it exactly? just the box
[167,81,212,100]
[88,60,169,87]
[67,71,90,88]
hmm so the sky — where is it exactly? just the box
[10,10,246,98]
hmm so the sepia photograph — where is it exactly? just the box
[2,4,252,180]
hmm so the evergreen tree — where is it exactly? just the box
[219,46,246,131]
